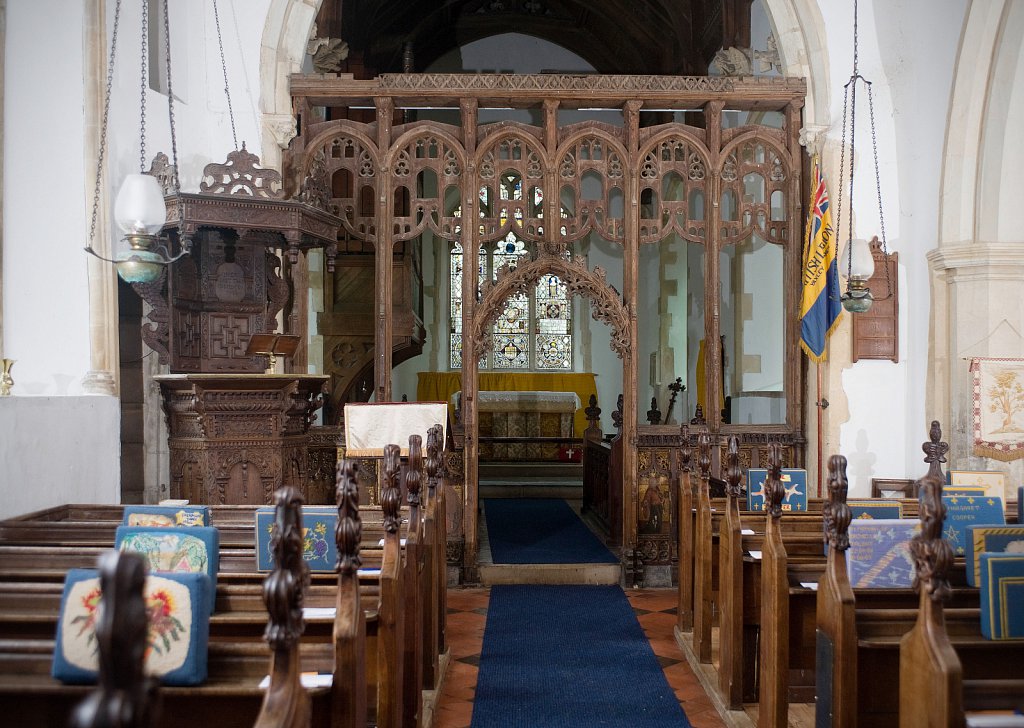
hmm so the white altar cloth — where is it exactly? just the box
[343,402,448,457]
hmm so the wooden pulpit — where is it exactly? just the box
[155,374,329,505]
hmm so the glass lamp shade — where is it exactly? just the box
[839,237,875,281]
[114,173,167,234]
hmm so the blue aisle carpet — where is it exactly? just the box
[470,584,691,728]
[483,498,618,564]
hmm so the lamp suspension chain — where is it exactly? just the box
[161,0,188,250]
[832,0,893,308]
[87,0,124,250]
[834,72,849,295]
[138,0,149,173]
[866,76,893,300]
[212,0,239,151]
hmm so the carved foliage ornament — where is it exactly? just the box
[264,486,309,650]
[910,473,953,602]
[472,254,629,359]
[335,459,362,576]
[824,454,852,552]
[200,143,284,199]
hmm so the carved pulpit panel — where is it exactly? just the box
[156,374,328,505]
[168,230,276,373]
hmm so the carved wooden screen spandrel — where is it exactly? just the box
[559,129,627,245]
[637,130,711,245]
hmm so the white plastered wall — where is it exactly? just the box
[786,0,966,495]
[929,0,1024,486]
[0,0,271,515]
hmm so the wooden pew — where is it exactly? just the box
[402,437,425,728]
[255,486,313,728]
[900,473,1024,727]
[693,431,714,663]
[375,443,406,728]
[333,459,367,728]
[676,427,696,634]
[757,443,789,728]
[717,435,743,708]
[68,549,156,728]
[421,424,444,694]
[816,461,1024,727]
[814,454,857,728]
[0,445,445,728]
[678,421,1021,728]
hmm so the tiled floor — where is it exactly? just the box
[433,587,726,728]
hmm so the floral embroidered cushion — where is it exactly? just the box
[115,526,220,613]
[51,568,211,686]
[254,506,338,572]
[122,505,211,528]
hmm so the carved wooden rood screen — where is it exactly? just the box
[287,73,807,574]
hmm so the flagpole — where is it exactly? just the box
[816,361,824,497]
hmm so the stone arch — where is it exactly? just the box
[258,0,323,172]
[471,255,629,361]
[929,1,1024,470]
[761,0,830,142]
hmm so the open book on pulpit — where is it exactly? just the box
[343,402,450,456]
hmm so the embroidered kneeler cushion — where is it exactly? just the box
[115,526,219,613]
[941,495,1005,557]
[846,499,903,520]
[746,468,808,512]
[979,553,1024,640]
[965,525,1024,586]
[122,505,211,528]
[254,506,337,572]
[846,519,921,588]
[52,568,211,685]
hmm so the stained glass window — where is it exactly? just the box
[448,182,572,370]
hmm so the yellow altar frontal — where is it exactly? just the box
[453,390,580,461]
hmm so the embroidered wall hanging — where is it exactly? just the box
[971,357,1024,462]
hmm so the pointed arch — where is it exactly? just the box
[472,255,629,360]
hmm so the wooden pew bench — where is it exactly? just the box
[817,459,1024,728]
[0,430,450,728]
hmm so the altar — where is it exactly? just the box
[453,390,580,461]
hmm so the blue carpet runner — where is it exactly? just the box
[483,498,618,564]
[470,585,691,728]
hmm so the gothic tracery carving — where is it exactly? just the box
[473,254,629,359]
